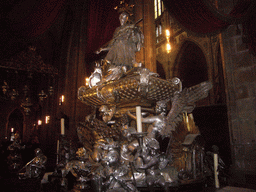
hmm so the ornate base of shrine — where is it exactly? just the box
[43,177,207,192]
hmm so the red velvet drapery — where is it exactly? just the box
[9,0,66,37]
[2,0,121,62]
[85,0,120,63]
[163,0,256,54]
[4,0,255,58]
[164,0,228,34]
[163,0,253,34]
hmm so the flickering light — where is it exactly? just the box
[61,95,65,102]
[85,77,89,86]
[11,128,14,132]
[166,29,170,38]
[59,95,65,105]
[166,29,171,53]
[166,43,171,53]
[45,116,50,124]
[38,120,42,125]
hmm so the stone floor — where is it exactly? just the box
[40,172,256,192]
[40,181,256,192]
[2,172,256,192]
[214,186,256,192]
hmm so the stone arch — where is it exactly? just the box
[6,108,24,141]
[172,41,209,88]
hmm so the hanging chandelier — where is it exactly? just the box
[38,90,48,102]
[21,97,33,115]
[2,81,19,100]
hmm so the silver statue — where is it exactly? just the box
[92,146,138,192]
[99,105,116,123]
[134,139,168,192]
[19,148,47,179]
[95,6,144,83]
[75,2,214,191]
[96,12,143,70]
[127,81,213,140]
[88,62,103,88]
[63,147,91,190]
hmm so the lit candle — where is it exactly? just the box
[61,118,65,135]
[136,106,142,132]
[214,153,220,188]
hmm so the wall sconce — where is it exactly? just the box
[166,29,171,53]
[38,120,42,125]
[166,29,170,38]
[85,77,89,86]
[166,43,171,53]
[59,95,65,105]
[48,86,54,96]
[45,116,50,124]
[21,97,33,115]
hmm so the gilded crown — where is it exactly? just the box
[114,0,134,16]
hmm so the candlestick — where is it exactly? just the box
[136,106,142,132]
[61,118,65,135]
[56,140,59,164]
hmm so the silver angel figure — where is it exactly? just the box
[127,81,213,156]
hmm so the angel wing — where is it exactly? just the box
[160,81,212,138]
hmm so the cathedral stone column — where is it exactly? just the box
[135,0,156,72]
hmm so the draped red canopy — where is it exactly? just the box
[9,0,66,37]
[85,0,120,62]
[2,0,255,59]
[163,0,256,54]
[163,0,254,34]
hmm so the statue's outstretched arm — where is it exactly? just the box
[127,111,158,124]
[137,157,158,170]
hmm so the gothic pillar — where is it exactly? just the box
[135,0,156,72]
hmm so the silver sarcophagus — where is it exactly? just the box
[77,67,181,107]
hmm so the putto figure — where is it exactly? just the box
[135,139,168,192]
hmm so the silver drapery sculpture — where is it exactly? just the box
[95,2,144,83]
[74,1,213,191]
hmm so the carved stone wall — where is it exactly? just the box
[155,0,256,187]
[153,0,256,184]
[220,24,256,185]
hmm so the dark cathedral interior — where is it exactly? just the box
[0,0,256,191]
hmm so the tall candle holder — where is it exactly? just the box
[56,134,72,168]
[131,132,147,148]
